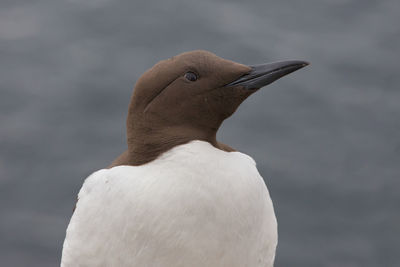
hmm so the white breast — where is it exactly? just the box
[61,141,277,267]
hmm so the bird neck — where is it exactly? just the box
[109,125,235,167]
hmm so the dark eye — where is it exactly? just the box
[184,71,198,82]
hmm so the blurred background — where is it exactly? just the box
[1,0,399,266]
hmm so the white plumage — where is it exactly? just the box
[61,141,277,266]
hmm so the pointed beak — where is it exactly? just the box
[225,60,309,89]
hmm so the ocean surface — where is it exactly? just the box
[1,0,399,266]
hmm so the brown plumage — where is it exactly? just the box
[110,50,252,167]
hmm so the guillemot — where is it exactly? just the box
[61,50,308,267]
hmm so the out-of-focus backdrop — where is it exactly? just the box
[1,0,399,266]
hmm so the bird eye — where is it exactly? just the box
[184,71,198,82]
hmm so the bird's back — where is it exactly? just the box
[61,141,277,267]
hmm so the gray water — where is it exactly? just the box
[1,0,399,266]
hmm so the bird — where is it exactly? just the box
[61,50,308,267]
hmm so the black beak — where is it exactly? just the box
[225,60,309,89]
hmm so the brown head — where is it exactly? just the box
[111,50,308,166]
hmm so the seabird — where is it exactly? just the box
[61,50,308,267]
